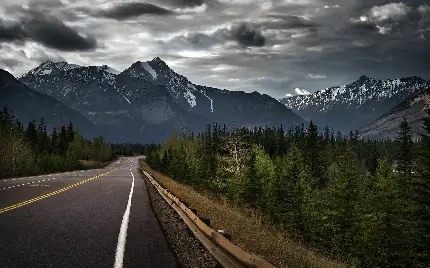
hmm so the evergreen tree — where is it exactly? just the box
[326,145,362,258]
[58,126,68,156]
[25,119,37,148]
[412,112,430,267]
[67,121,75,143]
[359,156,411,267]
[396,117,414,176]
[272,144,316,232]
[306,121,324,186]
[50,127,58,154]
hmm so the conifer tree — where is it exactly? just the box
[359,156,410,267]
[306,121,323,186]
[326,145,361,257]
[58,126,68,156]
[412,112,430,267]
[396,117,413,176]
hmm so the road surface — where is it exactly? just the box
[0,157,178,268]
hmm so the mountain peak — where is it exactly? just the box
[123,61,158,81]
[26,61,82,76]
[152,57,163,62]
[357,75,373,83]
[150,57,169,69]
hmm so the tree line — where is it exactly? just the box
[146,115,430,267]
[0,107,114,179]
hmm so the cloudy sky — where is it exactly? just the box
[0,0,429,98]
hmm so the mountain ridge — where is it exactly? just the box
[17,58,303,142]
[280,75,430,132]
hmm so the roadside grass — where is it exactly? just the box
[78,160,111,169]
[140,161,351,268]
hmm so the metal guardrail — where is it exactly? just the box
[140,168,277,268]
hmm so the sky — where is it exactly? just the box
[0,0,429,99]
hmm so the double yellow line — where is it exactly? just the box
[0,160,129,215]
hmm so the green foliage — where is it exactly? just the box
[0,107,114,179]
[146,118,428,267]
[412,111,430,267]
[396,117,414,176]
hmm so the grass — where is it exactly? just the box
[140,161,352,268]
[78,160,111,169]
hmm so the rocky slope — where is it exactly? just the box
[19,58,303,142]
[359,88,430,139]
[0,69,99,138]
[280,76,430,131]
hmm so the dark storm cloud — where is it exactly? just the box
[263,15,318,30]
[347,20,379,34]
[98,2,174,20]
[0,14,97,51]
[158,0,207,7]
[221,23,266,47]
[0,20,25,42]
[22,15,97,51]
[170,22,267,49]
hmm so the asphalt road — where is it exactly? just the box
[0,157,178,268]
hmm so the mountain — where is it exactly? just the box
[0,69,98,137]
[280,76,430,131]
[18,58,303,142]
[359,88,430,139]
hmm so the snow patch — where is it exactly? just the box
[116,90,131,104]
[200,89,214,112]
[184,88,196,107]
[141,62,157,80]
[295,88,310,95]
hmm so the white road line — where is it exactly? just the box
[113,171,135,268]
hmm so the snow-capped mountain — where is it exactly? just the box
[24,61,82,76]
[280,75,430,131]
[18,58,303,142]
[0,69,98,137]
[360,87,430,139]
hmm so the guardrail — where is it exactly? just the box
[140,168,277,268]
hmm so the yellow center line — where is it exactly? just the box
[0,160,129,215]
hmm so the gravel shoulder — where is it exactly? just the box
[141,171,217,268]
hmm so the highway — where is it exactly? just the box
[0,157,178,268]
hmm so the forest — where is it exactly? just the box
[0,107,114,179]
[146,113,430,267]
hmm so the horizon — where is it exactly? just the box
[9,58,429,99]
[1,0,430,99]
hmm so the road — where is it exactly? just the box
[0,157,178,268]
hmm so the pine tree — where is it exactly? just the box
[67,121,75,143]
[244,144,274,211]
[50,127,58,154]
[25,119,37,148]
[326,145,362,258]
[272,144,315,232]
[359,156,411,267]
[306,121,323,186]
[58,126,68,156]
[396,117,413,176]
[412,111,430,267]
